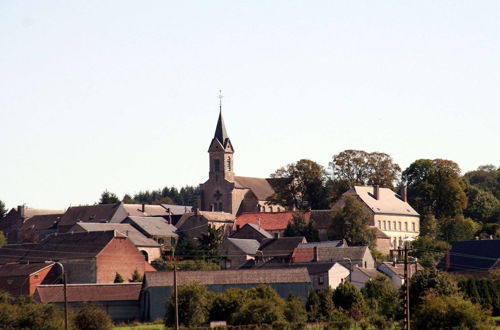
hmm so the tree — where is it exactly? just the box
[98,190,120,204]
[114,272,124,283]
[0,232,6,246]
[362,275,401,319]
[231,285,286,325]
[412,235,451,267]
[199,225,224,259]
[412,292,493,329]
[464,184,499,223]
[420,213,438,238]
[74,304,113,330]
[284,294,307,324]
[463,165,500,199]
[438,215,480,243]
[329,195,376,248]
[210,288,247,323]
[129,269,142,282]
[402,159,467,219]
[284,212,319,242]
[121,194,137,204]
[0,200,6,220]
[165,282,214,327]
[409,268,458,308]
[332,282,365,320]
[268,159,329,210]
[329,150,401,195]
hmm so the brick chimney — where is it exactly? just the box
[141,203,145,213]
[17,205,25,218]
[373,185,380,200]
[401,186,408,202]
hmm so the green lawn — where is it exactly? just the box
[114,323,164,330]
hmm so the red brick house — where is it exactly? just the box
[0,231,156,283]
[0,262,58,297]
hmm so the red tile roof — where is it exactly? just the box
[35,283,142,303]
[235,211,311,231]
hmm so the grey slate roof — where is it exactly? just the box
[122,204,171,217]
[58,203,125,228]
[234,177,277,201]
[160,204,192,216]
[70,223,160,247]
[143,268,311,287]
[0,262,54,277]
[214,110,229,146]
[246,223,273,238]
[318,246,370,262]
[227,238,260,255]
[126,216,178,238]
[259,237,307,257]
[298,241,346,248]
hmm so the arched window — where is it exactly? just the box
[141,250,149,262]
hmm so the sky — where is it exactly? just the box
[0,1,499,210]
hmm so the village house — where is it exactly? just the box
[0,231,155,283]
[350,266,381,289]
[0,262,58,297]
[0,205,63,243]
[218,238,260,269]
[175,210,234,240]
[257,236,307,263]
[140,268,312,321]
[69,222,162,262]
[123,216,178,252]
[437,239,500,275]
[229,223,273,242]
[377,261,423,289]
[234,211,311,238]
[35,283,142,322]
[333,186,420,253]
[18,213,63,243]
[292,245,375,270]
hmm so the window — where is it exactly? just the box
[405,222,408,232]
[393,221,397,230]
[388,221,391,230]
[227,157,231,171]
[412,222,416,232]
[214,159,220,172]
[398,222,402,231]
[383,221,387,230]
[318,275,324,285]
[378,221,382,228]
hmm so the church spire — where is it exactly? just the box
[214,90,229,145]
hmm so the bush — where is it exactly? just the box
[165,282,214,327]
[114,272,124,283]
[284,294,307,324]
[333,281,365,320]
[74,304,113,330]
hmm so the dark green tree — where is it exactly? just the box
[74,304,113,330]
[409,267,458,308]
[267,159,329,210]
[98,190,120,204]
[232,285,286,325]
[420,213,438,238]
[412,235,450,267]
[129,269,142,282]
[464,184,499,223]
[199,225,224,259]
[121,194,137,204]
[332,281,365,320]
[438,215,480,243]
[284,294,307,324]
[412,292,493,329]
[210,288,247,323]
[114,272,124,283]
[0,200,6,220]
[463,165,500,199]
[362,274,401,319]
[165,282,214,327]
[284,212,319,242]
[329,195,376,248]
[402,159,467,219]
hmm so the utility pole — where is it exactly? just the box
[403,243,410,330]
[172,247,179,330]
[63,271,68,330]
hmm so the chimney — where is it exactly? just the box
[17,205,25,218]
[194,208,199,215]
[401,186,408,202]
[373,185,380,200]
[141,203,145,213]
[313,246,319,262]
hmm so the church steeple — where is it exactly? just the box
[214,110,229,146]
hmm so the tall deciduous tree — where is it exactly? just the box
[464,184,499,223]
[463,165,500,199]
[409,268,458,308]
[402,159,467,219]
[329,195,376,248]
[0,200,6,220]
[268,159,329,209]
[362,275,401,319]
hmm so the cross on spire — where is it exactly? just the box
[218,89,223,112]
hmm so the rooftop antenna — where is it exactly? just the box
[218,89,223,112]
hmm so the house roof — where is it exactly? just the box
[234,223,273,239]
[234,177,277,201]
[378,262,423,278]
[0,262,54,277]
[160,204,193,216]
[373,227,390,239]
[235,211,311,231]
[309,210,334,230]
[176,211,234,229]
[7,207,63,219]
[345,186,419,216]
[259,237,306,257]
[126,216,178,237]
[355,267,380,278]
[35,283,142,303]
[70,223,160,247]
[297,241,346,249]
[122,204,171,217]
[58,203,124,227]
[143,267,311,287]
[227,238,260,255]
[292,246,370,263]
[20,214,63,231]
[0,231,124,263]
[437,239,500,273]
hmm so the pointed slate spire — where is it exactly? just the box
[214,109,228,145]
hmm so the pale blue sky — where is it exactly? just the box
[1,1,499,210]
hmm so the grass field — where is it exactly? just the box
[114,323,164,330]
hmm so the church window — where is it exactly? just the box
[227,157,231,171]
[214,159,220,172]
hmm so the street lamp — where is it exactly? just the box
[46,261,68,330]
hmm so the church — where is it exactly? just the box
[199,109,287,216]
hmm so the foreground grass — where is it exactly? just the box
[114,323,164,330]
